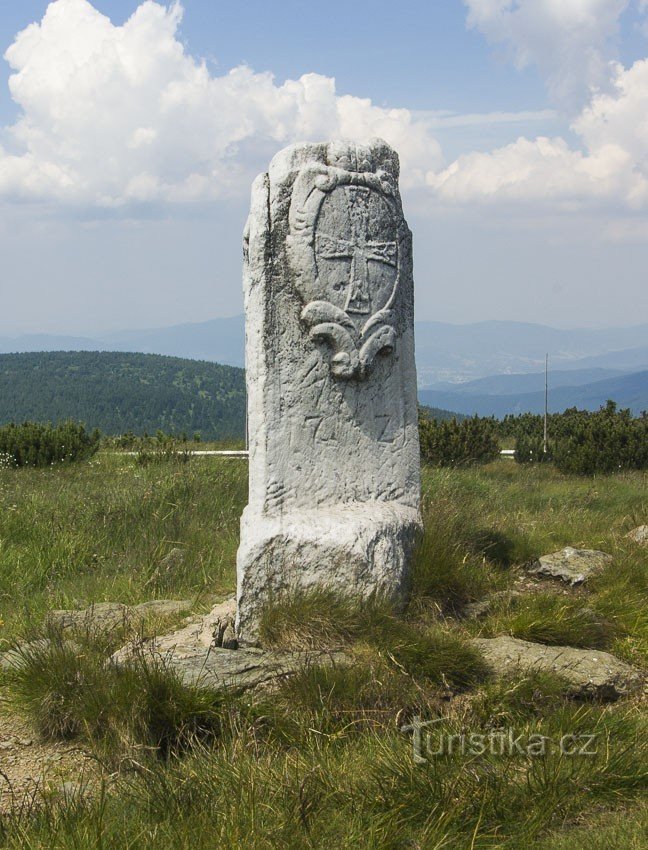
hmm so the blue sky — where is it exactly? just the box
[1,0,648,334]
[0,1,547,115]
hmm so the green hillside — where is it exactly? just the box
[421,404,466,422]
[0,351,246,440]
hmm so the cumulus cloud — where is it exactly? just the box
[0,0,441,207]
[4,0,648,216]
[464,0,630,110]
[427,1,648,210]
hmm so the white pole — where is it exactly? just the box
[543,353,548,454]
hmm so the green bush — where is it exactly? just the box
[0,420,100,468]
[514,433,552,464]
[553,402,647,475]
[510,402,647,475]
[419,411,500,466]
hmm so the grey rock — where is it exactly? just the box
[47,599,191,633]
[527,547,613,585]
[0,638,81,671]
[220,624,238,650]
[208,597,237,647]
[237,139,422,642]
[463,590,523,619]
[626,525,648,545]
[472,636,643,700]
[48,602,130,631]
[154,647,348,692]
[112,596,346,691]
[113,597,236,663]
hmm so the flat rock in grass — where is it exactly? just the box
[112,597,237,664]
[0,639,80,671]
[47,600,192,632]
[112,595,347,691]
[626,525,648,546]
[153,646,349,691]
[472,636,643,701]
[527,547,613,585]
[463,590,523,620]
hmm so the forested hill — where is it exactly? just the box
[0,351,246,440]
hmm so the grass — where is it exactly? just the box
[471,592,618,649]
[0,453,247,641]
[537,801,648,849]
[0,700,645,848]
[259,588,488,689]
[0,454,646,847]
[4,628,231,759]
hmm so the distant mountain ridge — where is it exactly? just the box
[0,350,644,428]
[419,370,648,418]
[427,367,629,395]
[0,351,464,436]
[1,317,646,386]
[0,318,246,368]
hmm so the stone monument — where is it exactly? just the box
[236,139,421,643]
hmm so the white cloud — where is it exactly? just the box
[0,0,441,207]
[419,108,557,128]
[3,0,648,218]
[427,56,648,209]
[464,0,630,110]
[426,2,648,211]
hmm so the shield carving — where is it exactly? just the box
[287,156,407,379]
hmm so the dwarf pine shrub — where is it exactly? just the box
[512,402,647,474]
[419,411,500,466]
[0,420,100,468]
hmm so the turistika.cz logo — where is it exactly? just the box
[400,716,599,764]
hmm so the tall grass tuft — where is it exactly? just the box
[6,630,231,759]
[411,483,506,612]
[474,592,619,649]
[259,588,488,690]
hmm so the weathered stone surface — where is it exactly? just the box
[626,525,648,545]
[47,600,192,632]
[0,639,80,671]
[237,139,422,642]
[472,636,643,700]
[221,624,238,650]
[527,547,613,585]
[463,590,523,619]
[112,597,347,691]
[152,647,348,691]
[208,597,238,648]
[112,597,236,662]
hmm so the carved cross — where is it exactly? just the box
[316,186,397,315]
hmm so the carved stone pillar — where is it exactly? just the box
[236,139,421,643]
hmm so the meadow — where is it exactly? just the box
[0,453,645,848]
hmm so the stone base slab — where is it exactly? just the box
[236,502,422,643]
